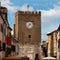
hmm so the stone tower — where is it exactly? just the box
[14,11,41,60]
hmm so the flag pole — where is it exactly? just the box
[27,5,29,11]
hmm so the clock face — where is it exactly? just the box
[26,22,33,29]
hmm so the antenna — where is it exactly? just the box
[0,2,1,13]
[27,5,29,11]
[0,2,1,6]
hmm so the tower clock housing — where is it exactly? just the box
[14,11,41,44]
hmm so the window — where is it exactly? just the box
[2,42,6,51]
[11,45,15,52]
[6,47,11,57]
[0,41,2,51]
[1,24,3,33]
[0,24,1,31]
[4,28,6,35]
[28,35,31,38]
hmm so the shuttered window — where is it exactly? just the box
[1,24,3,33]
[0,24,1,31]
[0,41,2,51]
[28,35,31,38]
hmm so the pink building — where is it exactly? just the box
[0,6,12,59]
[0,6,19,59]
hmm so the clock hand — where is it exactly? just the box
[29,24,31,26]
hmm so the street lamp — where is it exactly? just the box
[57,24,60,60]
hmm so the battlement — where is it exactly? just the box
[15,11,41,16]
[0,6,7,13]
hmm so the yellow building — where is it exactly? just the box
[47,25,60,58]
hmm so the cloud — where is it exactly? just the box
[1,0,34,12]
[1,0,60,22]
[1,0,60,40]
[20,4,34,11]
[41,4,60,32]
[38,4,60,23]
[39,3,60,40]
[1,0,19,12]
[11,30,14,35]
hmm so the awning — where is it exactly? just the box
[5,36,11,46]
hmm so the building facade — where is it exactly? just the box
[0,6,19,59]
[57,25,60,60]
[11,36,19,56]
[5,26,12,57]
[47,25,60,58]
[0,6,9,59]
[14,11,41,60]
[47,30,57,58]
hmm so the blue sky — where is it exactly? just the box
[0,0,60,41]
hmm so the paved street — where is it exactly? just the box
[3,56,29,60]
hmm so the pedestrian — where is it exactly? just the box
[35,54,40,60]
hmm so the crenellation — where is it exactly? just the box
[15,11,41,15]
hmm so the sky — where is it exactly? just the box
[0,0,60,41]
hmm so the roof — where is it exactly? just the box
[0,6,7,9]
[47,24,60,35]
[47,30,57,35]
[57,24,60,31]
[11,36,19,42]
[8,26,12,30]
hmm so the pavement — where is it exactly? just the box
[3,56,29,60]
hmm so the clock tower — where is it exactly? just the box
[14,11,41,60]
